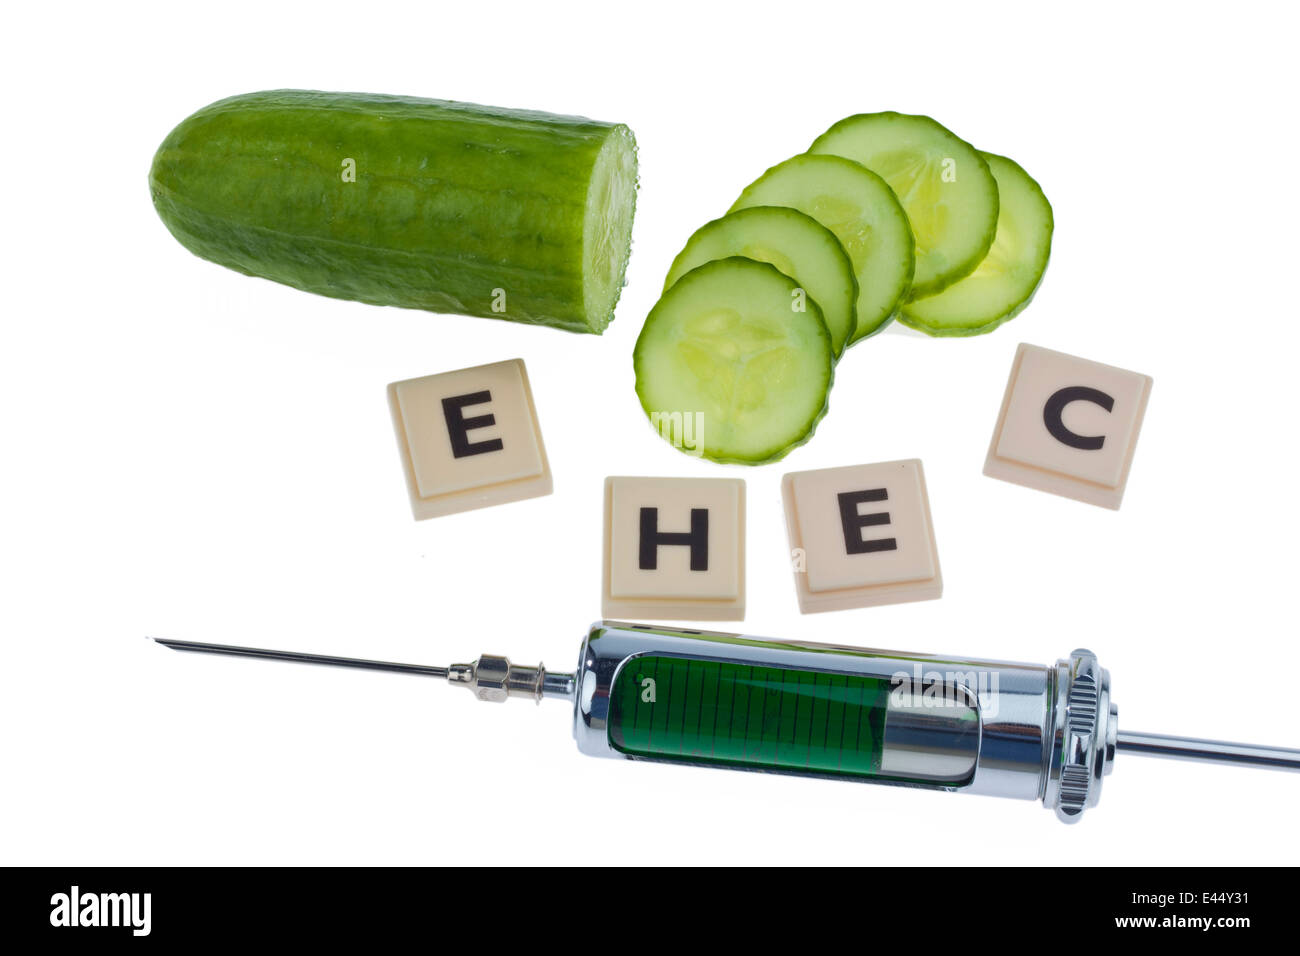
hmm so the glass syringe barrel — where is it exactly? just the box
[574,623,1091,812]
[608,657,981,785]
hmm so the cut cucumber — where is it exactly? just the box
[149,90,638,334]
[663,206,857,356]
[900,152,1053,336]
[730,154,913,342]
[634,258,833,464]
[809,112,997,299]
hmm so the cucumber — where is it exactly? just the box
[900,153,1053,336]
[809,112,997,299]
[730,155,914,342]
[662,206,857,356]
[634,258,833,464]
[149,90,638,334]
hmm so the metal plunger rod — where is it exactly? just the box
[1117,729,1300,772]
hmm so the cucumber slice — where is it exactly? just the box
[634,258,833,464]
[900,152,1053,336]
[809,112,998,299]
[663,206,857,356]
[730,154,913,342]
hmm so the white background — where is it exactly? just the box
[3,1,1297,866]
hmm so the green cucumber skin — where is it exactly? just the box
[149,90,636,334]
[899,309,1022,337]
[897,267,1046,337]
[899,152,1054,337]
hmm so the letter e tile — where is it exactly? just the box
[782,460,942,613]
[389,359,552,519]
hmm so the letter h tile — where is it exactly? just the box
[603,476,745,621]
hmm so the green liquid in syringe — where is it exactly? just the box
[608,656,890,778]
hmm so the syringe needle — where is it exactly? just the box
[150,637,450,678]
[149,637,575,703]
[1117,729,1300,772]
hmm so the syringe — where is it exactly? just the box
[153,621,1299,822]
